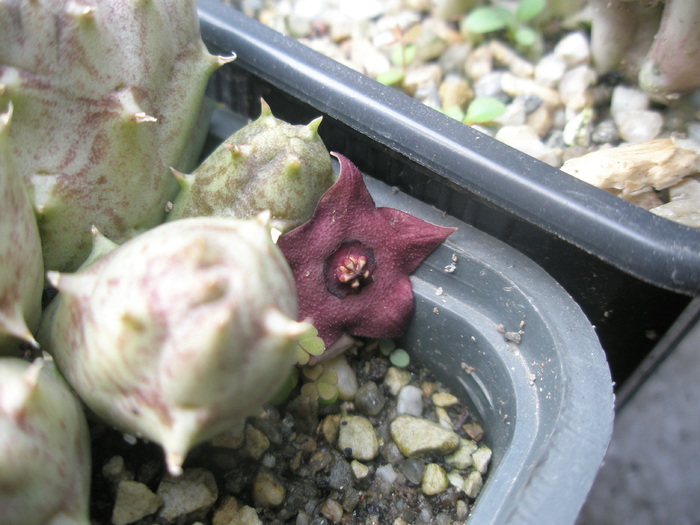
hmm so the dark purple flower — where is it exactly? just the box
[277,153,455,360]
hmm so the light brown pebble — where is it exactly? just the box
[157,468,218,524]
[432,391,459,407]
[252,470,285,507]
[111,480,162,525]
[421,463,450,495]
[390,415,460,457]
[321,498,344,523]
[212,495,262,525]
[244,424,270,460]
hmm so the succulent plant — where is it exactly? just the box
[0,357,91,525]
[167,100,335,235]
[0,103,42,355]
[277,153,455,363]
[0,0,233,272]
[38,215,308,475]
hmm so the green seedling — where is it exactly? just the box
[389,348,411,368]
[463,97,507,125]
[301,364,339,405]
[376,42,417,87]
[295,325,326,366]
[462,0,545,48]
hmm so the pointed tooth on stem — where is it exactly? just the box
[306,116,323,137]
[47,271,97,296]
[263,309,311,340]
[0,309,38,348]
[259,99,272,115]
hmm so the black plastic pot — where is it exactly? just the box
[203,106,614,525]
[197,0,699,389]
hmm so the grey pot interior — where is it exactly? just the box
[207,108,615,525]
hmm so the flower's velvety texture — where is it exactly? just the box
[277,153,455,359]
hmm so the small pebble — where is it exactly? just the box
[212,495,262,525]
[438,74,473,110]
[616,110,664,143]
[562,108,593,147]
[321,498,344,523]
[244,424,270,460]
[447,471,465,490]
[320,414,341,444]
[421,463,450,495]
[464,44,493,80]
[396,385,423,416]
[471,445,493,474]
[375,463,399,484]
[252,469,286,507]
[111,480,162,525]
[558,65,596,111]
[495,125,561,167]
[445,438,477,469]
[102,455,133,485]
[553,31,590,67]
[338,416,379,461]
[651,177,700,228]
[488,39,535,78]
[591,119,619,144]
[384,366,411,395]
[390,415,460,457]
[500,73,560,108]
[157,469,218,524]
[325,355,358,401]
[355,381,386,416]
[398,457,425,484]
[432,391,459,407]
[473,71,508,101]
[610,85,650,121]
[534,53,567,88]
[329,455,354,489]
[350,460,370,480]
[463,470,483,499]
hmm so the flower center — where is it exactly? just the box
[325,241,376,298]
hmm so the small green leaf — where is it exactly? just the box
[299,335,325,357]
[464,7,512,34]
[295,325,325,365]
[514,25,537,47]
[464,97,507,124]
[390,43,416,67]
[515,0,545,23]
[379,338,396,356]
[375,68,405,86]
[442,106,466,122]
[302,363,324,382]
[390,348,410,368]
[317,382,339,404]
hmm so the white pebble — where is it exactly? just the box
[535,53,567,88]
[610,85,650,122]
[617,110,664,143]
[558,65,596,111]
[495,125,562,167]
[397,385,423,416]
[554,31,591,67]
[324,355,358,401]
[375,463,398,484]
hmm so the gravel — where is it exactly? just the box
[95,341,490,524]
[225,0,700,228]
